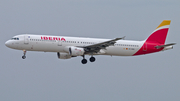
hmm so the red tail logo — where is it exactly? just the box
[134,20,171,55]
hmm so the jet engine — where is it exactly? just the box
[69,46,85,56]
[57,52,71,59]
[64,46,85,56]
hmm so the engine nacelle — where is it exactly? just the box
[57,52,71,59]
[64,46,85,56]
[69,46,85,56]
[63,46,85,56]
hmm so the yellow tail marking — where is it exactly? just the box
[156,20,171,29]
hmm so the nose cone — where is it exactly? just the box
[5,40,11,48]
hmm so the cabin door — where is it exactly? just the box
[24,35,29,44]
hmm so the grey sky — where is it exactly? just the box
[1,0,180,101]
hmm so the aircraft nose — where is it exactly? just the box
[5,40,11,47]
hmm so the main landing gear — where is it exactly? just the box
[89,57,95,62]
[81,55,96,64]
[22,50,26,59]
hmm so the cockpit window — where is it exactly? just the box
[11,37,19,40]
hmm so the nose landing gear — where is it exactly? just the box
[22,50,26,59]
[22,55,26,59]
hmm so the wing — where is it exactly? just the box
[80,36,125,54]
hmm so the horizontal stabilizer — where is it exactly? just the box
[155,43,176,49]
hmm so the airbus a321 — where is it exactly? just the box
[5,20,176,64]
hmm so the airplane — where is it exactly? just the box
[5,20,176,64]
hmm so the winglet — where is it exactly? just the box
[122,36,125,40]
[114,36,125,41]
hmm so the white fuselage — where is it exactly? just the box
[5,34,144,56]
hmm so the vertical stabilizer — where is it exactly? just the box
[145,20,171,44]
[133,20,171,56]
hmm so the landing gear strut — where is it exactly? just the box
[81,55,87,64]
[22,50,26,59]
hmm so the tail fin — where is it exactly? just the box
[145,20,171,44]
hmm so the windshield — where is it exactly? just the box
[11,37,19,40]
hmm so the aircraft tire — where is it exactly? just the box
[81,59,87,64]
[90,57,95,62]
[22,56,26,59]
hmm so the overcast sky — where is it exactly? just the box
[1,0,180,101]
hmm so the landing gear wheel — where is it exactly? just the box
[81,59,87,64]
[22,50,27,59]
[90,57,95,62]
[22,56,26,59]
